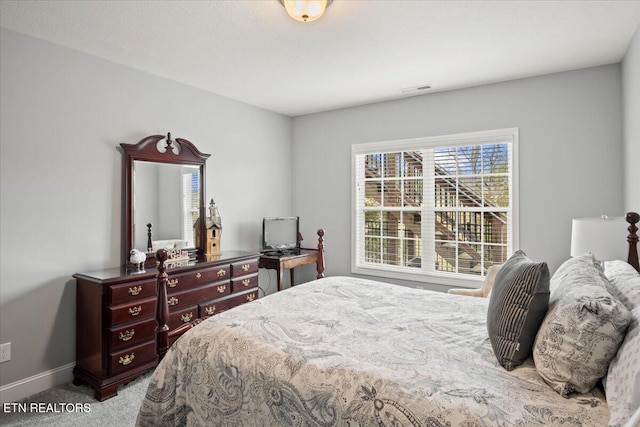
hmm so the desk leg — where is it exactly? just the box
[290,268,295,287]
[277,268,283,292]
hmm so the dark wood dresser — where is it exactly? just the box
[73,250,260,401]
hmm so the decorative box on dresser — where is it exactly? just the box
[73,250,260,401]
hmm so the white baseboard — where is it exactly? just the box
[0,362,75,404]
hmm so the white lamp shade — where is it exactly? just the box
[570,216,627,261]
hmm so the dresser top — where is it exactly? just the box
[74,250,260,284]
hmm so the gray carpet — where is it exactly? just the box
[0,372,151,427]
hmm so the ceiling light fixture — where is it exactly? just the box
[279,0,333,22]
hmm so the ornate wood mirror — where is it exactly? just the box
[121,133,210,267]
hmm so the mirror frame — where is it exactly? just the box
[121,133,210,267]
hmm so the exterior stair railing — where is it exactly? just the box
[363,151,505,272]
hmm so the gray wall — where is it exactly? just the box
[623,26,640,212]
[292,65,624,291]
[0,29,292,388]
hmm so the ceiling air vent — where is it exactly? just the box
[400,84,432,94]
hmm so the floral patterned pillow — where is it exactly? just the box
[603,261,640,427]
[533,254,631,397]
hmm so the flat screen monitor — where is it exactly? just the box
[262,217,299,253]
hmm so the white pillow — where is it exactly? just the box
[622,406,640,427]
[605,260,640,308]
[603,261,640,427]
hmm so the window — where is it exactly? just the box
[181,167,200,248]
[352,128,518,287]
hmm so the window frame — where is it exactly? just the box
[351,128,519,288]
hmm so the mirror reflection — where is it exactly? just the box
[133,161,201,254]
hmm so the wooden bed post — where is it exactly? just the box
[627,212,639,272]
[155,249,170,360]
[316,229,325,279]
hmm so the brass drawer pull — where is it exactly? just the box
[128,286,142,296]
[168,278,179,288]
[242,264,250,272]
[242,279,251,287]
[119,353,135,365]
[119,329,135,342]
[246,294,255,302]
[216,269,226,277]
[168,297,179,306]
[181,312,193,323]
[205,305,216,315]
[217,285,226,293]
[196,272,202,279]
[128,306,142,316]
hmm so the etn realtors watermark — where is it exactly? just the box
[3,402,91,413]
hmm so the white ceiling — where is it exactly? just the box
[1,0,640,117]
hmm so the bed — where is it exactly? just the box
[136,213,640,427]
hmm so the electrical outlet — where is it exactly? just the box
[0,342,11,363]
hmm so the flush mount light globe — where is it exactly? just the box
[279,0,333,22]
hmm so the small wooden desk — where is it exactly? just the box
[259,249,320,292]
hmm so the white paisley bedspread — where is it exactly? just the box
[136,276,609,427]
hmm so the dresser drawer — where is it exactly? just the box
[109,279,155,306]
[199,300,220,317]
[198,296,236,317]
[222,290,258,313]
[108,297,156,326]
[167,306,198,330]
[109,340,156,376]
[166,266,230,292]
[230,273,258,293]
[167,283,230,311]
[108,318,156,352]
[200,289,259,317]
[231,259,258,277]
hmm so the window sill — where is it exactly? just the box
[351,264,485,289]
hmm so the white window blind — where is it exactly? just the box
[352,128,518,287]
[182,169,199,248]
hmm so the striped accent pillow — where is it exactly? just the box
[487,250,550,371]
